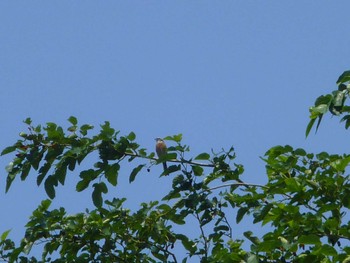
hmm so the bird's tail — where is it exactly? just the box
[162,162,168,175]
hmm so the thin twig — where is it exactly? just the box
[194,212,208,260]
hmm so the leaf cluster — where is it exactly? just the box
[306,70,350,136]
[2,70,350,263]
[1,120,248,262]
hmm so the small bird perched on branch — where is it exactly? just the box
[155,138,168,173]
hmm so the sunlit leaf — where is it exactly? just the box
[330,155,350,172]
[336,70,350,85]
[247,254,259,263]
[1,229,11,241]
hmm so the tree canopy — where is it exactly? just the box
[1,71,350,262]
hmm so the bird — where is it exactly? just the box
[155,137,168,173]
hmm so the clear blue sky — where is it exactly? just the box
[1,1,350,259]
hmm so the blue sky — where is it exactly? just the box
[1,1,350,259]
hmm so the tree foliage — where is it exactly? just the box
[306,70,350,136]
[2,71,350,262]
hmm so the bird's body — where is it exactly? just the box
[155,138,168,172]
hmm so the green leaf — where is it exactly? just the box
[68,116,78,125]
[37,162,52,186]
[127,131,136,141]
[26,147,44,170]
[332,90,345,107]
[279,236,291,250]
[162,190,181,201]
[45,123,64,140]
[244,231,260,245]
[157,203,171,213]
[257,240,281,252]
[44,175,57,199]
[346,118,350,129]
[165,134,182,142]
[5,174,15,193]
[80,124,94,136]
[1,145,17,156]
[20,162,31,181]
[194,152,210,160]
[316,151,329,160]
[342,255,350,263]
[66,157,76,171]
[314,94,333,106]
[169,216,186,226]
[23,117,32,125]
[247,254,259,263]
[192,165,203,176]
[285,178,301,192]
[5,162,14,173]
[99,182,108,193]
[55,162,68,185]
[173,134,182,142]
[92,183,103,207]
[164,164,181,175]
[100,121,115,140]
[294,148,307,156]
[315,115,323,133]
[253,204,273,224]
[105,163,119,186]
[80,169,97,180]
[91,182,108,207]
[340,115,350,129]
[330,155,350,171]
[298,234,321,245]
[336,70,350,85]
[214,225,229,232]
[236,207,249,223]
[1,229,11,241]
[176,234,196,254]
[129,164,144,183]
[23,241,34,255]
[312,104,328,114]
[317,244,337,256]
[76,179,90,192]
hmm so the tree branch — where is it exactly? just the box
[124,152,215,167]
[204,182,268,193]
